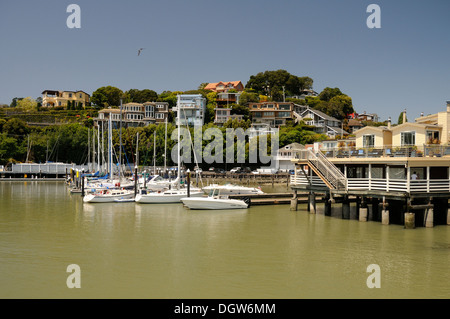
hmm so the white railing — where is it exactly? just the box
[321,145,450,159]
[303,149,347,190]
[291,174,450,194]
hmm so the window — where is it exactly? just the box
[426,131,439,144]
[363,134,375,148]
[401,131,415,146]
[264,112,274,116]
[279,104,291,110]
[277,112,291,118]
[69,93,72,98]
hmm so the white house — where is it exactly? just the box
[173,94,206,126]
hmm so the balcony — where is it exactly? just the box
[319,145,450,159]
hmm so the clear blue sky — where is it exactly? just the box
[0,0,449,121]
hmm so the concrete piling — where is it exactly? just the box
[381,209,389,225]
[309,192,316,214]
[405,213,415,229]
[359,198,368,222]
[425,208,434,228]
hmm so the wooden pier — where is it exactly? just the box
[228,192,318,206]
[289,149,450,228]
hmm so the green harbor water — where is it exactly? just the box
[1,181,450,299]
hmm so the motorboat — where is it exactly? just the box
[181,188,249,210]
[135,187,204,204]
[202,183,264,195]
[83,189,134,203]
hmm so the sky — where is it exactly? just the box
[0,0,449,121]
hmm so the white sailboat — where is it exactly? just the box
[181,188,249,210]
[83,117,134,203]
[135,97,204,204]
[83,188,134,203]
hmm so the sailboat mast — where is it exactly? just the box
[97,124,100,172]
[177,95,181,189]
[119,99,122,180]
[153,130,156,175]
[164,118,167,172]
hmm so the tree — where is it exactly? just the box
[326,95,354,120]
[238,91,259,106]
[125,89,158,103]
[91,86,124,108]
[398,111,407,124]
[318,87,343,102]
[16,97,37,112]
[10,97,24,108]
[2,118,30,137]
[245,70,313,98]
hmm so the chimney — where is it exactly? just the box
[387,117,391,129]
[447,101,450,113]
[403,109,407,124]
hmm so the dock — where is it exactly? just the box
[228,192,323,206]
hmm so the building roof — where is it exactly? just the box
[204,81,244,91]
[278,143,305,151]
[348,119,363,127]
[301,107,340,123]
[42,90,90,96]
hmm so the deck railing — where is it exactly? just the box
[320,145,450,159]
[298,149,347,190]
[291,174,450,193]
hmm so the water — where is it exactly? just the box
[1,181,450,299]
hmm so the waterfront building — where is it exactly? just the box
[300,107,348,139]
[173,94,206,126]
[214,107,244,125]
[289,101,450,228]
[274,143,305,172]
[249,101,294,127]
[94,101,169,128]
[42,90,90,108]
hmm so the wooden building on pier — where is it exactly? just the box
[290,102,450,228]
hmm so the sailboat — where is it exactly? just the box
[83,116,134,203]
[135,98,204,204]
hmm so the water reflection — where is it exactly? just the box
[1,182,450,298]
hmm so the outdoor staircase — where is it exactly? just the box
[299,149,347,190]
[292,111,303,124]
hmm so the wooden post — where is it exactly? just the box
[405,198,415,229]
[342,195,350,219]
[324,192,331,217]
[359,197,368,222]
[290,190,298,211]
[309,192,316,214]
[81,171,85,197]
[425,198,434,228]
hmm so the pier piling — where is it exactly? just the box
[342,196,350,219]
[405,213,415,229]
[359,197,367,222]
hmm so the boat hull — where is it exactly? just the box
[181,197,248,210]
[135,191,204,204]
[83,192,134,203]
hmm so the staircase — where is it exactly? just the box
[299,149,347,190]
[292,111,303,124]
